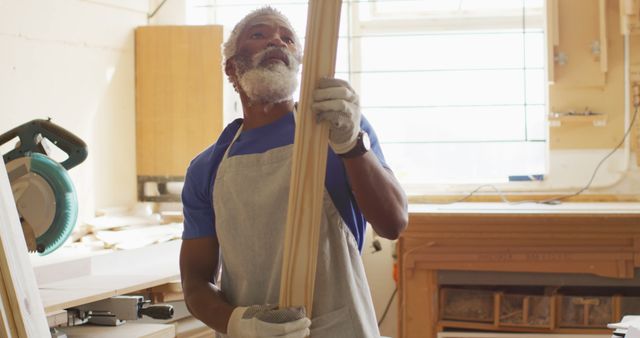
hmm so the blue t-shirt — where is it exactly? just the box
[181,112,388,251]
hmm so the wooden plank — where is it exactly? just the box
[61,323,175,338]
[34,241,181,314]
[438,331,610,337]
[400,268,437,338]
[620,0,628,35]
[554,0,604,87]
[408,194,640,204]
[279,0,342,316]
[407,202,640,213]
[135,25,223,177]
[175,316,215,338]
[46,309,68,328]
[411,259,631,279]
[149,279,182,294]
[40,287,117,314]
[0,274,17,337]
[150,292,183,303]
[635,236,640,265]
[40,273,179,313]
[0,160,49,336]
[438,319,611,334]
[619,0,640,34]
[599,0,608,73]
[546,0,559,83]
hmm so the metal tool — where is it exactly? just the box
[1,119,87,255]
[67,295,174,326]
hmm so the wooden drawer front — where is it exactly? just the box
[621,296,640,317]
[558,296,613,328]
[499,294,552,328]
[441,288,494,323]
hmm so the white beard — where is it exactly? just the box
[237,48,300,104]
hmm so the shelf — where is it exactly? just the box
[548,113,607,127]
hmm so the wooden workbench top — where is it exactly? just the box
[34,240,181,314]
[409,202,640,214]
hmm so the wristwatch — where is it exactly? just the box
[339,130,371,158]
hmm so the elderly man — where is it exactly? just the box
[180,6,408,338]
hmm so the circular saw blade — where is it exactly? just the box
[6,153,78,255]
[9,161,57,238]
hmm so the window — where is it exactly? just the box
[188,0,548,187]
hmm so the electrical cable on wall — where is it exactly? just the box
[377,287,397,327]
[148,0,169,19]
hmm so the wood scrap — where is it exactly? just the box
[148,280,183,303]
[175,316,215,338]
[60,322,175,338]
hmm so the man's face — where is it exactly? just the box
[231,15,302,105]
[235,14,301,64]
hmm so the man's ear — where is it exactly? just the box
[225,59,240,92]
[225,58,236,79]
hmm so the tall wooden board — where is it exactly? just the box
[279,0,342,316]
[0,163,50,337]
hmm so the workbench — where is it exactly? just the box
[398,203,640,338]
[31,240,211,337]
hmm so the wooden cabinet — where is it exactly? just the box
[398,204,640,338]
[135,25,223,199]
[547,0,607,87]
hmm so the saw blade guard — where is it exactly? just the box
[1,119,87,170]
[1,119,86,255]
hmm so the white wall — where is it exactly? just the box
[148,0,186,25]
[0,0,148,222]
[362,231,399,337]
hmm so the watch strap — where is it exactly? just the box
[338,131,369,158]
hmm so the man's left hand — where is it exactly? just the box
[312,78,361,154]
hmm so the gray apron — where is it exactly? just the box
[213,124,380,338]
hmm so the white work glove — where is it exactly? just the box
[312,78,361,155]
[227,304,311,338]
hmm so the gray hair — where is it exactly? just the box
[222,6,302,67]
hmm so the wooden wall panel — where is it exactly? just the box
[549,0,625,149]
[552,0,605,87]
[135,25,223,177]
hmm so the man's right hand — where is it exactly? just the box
[226,304,311,338]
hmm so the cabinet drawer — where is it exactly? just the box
[499,293,552,328]
[441,288,494,323]
[558,295,613,328]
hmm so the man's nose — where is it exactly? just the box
[267,35,287,48]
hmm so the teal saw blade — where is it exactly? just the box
[9,153,77,255]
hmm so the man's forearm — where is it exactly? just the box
[343,151,408,239]
[183,280,234,334]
